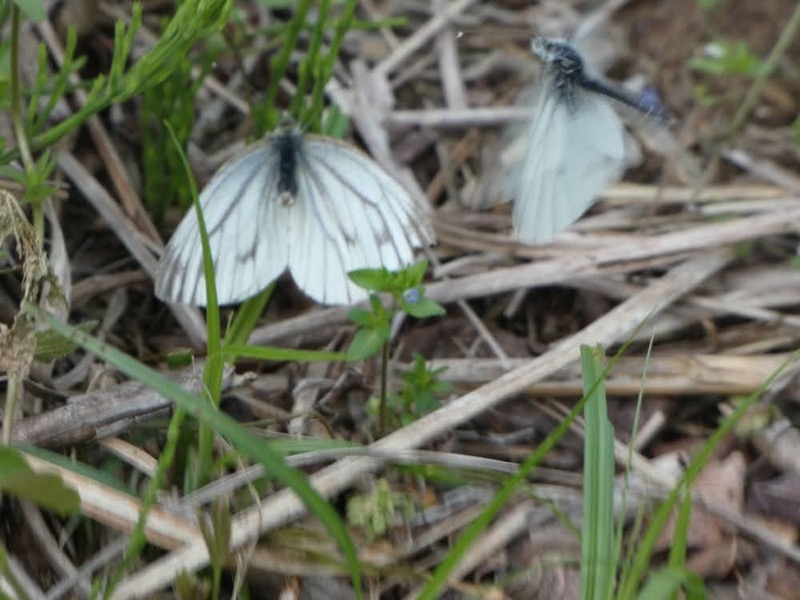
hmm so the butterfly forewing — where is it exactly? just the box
[283,135,432,304]
[513,88,625,242]
[512,90,564,242]
[154,141,289,306]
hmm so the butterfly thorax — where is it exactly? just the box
[532,37,587,113]
[532,37,672,124]
[275,132,300,206]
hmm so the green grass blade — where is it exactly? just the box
[668,489,692,569]
[165,121,222,489]
[580,345,617,600]
[616,334,654,587]
[222,343,344,362]
[223,284,275,346]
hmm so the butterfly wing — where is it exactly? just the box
[287,136,435,305]
[154,141,291,306]
[512,84,626,244]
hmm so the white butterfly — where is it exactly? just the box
[155,117,435,306]
[510,37,662,244]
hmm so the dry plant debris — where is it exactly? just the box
[2,0,800,598]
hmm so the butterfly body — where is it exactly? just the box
[274,125,300,206]
[533,38,585,111]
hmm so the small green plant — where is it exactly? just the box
[687,39,766,77]
[347,260,445,360]
[198,498,232,599]
[346,260,446,432]
[346,478,415,541]
[386,352,452,427]
[687,38,767,108]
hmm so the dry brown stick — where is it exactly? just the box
[373,0,478,80]
[406,353,791,396]
[605,183,787,203]
[386,106,531,128]
[13,362,233,448]
[114,252,730,597]
[571,271,800,343]
[724,148,800,193]
[181,448,578,514]
[433,0,468,110]
[3,554,44,598]
[249,206,800,346]
[440,204,800,268]
[45,537,129,600]
[19,501,92,597]
[23,453,201,551]
[56,155,158,273]
[71,270,150,308]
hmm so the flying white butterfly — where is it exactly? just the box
[510,37,668,244]
[155,116,435,307]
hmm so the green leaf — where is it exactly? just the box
[667,490,692,569]
[347,325,389,360]
[348,267,392,292]
[683,571,707,600]
[200,498,231,569]
[166,350,194,369]
[35,320,98,361]
[348,308,376,328]
[13,0,45,22]
[321,105,350,137]
[0,446,79,515]
[401,294,445,319]
[403,259,428,286]
[637,566,706,600]
[346,479,414,540]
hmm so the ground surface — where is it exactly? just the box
[4,0,800,598]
